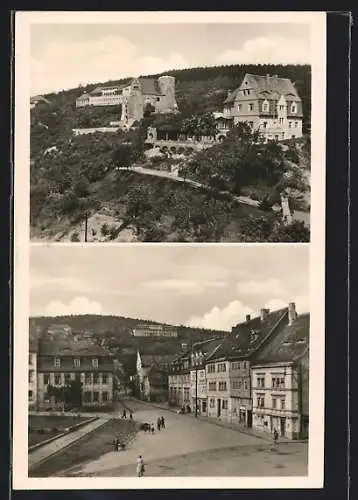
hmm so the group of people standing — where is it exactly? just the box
[121,408,133,420]
[137,416,166,477]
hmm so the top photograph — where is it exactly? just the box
[23,13,325,243]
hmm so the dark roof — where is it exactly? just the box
[139,78,163,96]
[252,313,310,364]
[224,73,300,104]
[38,338,111,357]
[207,308,289,361]
[30,95,51,104]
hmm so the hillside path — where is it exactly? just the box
[116,166,310,226]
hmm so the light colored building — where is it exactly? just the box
[224,73,303,141]
[136,349,177,401]
[36,337,114,409]
[30,95,51,109]
[28,339,38,410]
[251,304,309,440]
[132,323,178,338]
[76,76,178,127]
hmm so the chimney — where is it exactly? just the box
[246,314,251,322]
[260,308,270,321]
[288,302,297,325]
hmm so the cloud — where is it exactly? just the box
[186,300,255,332]
[217,35,310,65]
[31,35,189,95]
[236,278,286,296]
[44,296,103,316]
[140,279,227,294]
[264,295,309,314]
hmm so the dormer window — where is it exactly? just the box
[291,103,297,113]
[74,358,81,368]
[54,357,61,367]
[92,358,99,368]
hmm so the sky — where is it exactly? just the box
[30,22,311,95]
[30,245,310,332]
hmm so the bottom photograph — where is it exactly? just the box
[28,244,310,478]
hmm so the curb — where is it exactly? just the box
[29,417,98,453]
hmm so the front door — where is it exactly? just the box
[280,417,286,437]
[202,400,207,414]
[217,398,221,417]
[247,410,253,428]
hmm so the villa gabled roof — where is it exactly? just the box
[224,73,301,104]
[38,338,112,357]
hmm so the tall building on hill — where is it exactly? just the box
[223,73,303,141]
[132,323,178,338]
[76,76,178,127]
[36,337,114,410]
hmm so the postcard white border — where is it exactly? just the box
[13,10,326,490]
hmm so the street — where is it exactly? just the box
[60,400,308,477]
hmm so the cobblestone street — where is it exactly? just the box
[60,400,307,477]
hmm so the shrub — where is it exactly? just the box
[70,232,80,242]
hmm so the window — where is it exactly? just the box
[272,397,277,409]
[217,363,226,372]
[93,391,99,402]
[244,380,248,390]
[83,391,91,403]
[74,358,81,368]
[218,381,227,391]
[257,376,265,388]
[54,375,61,385]
[257,396,265,409]
[209,382,217,391]
[262,102,269,112]
[102,374,108,384]
[243,362,247,369]
[291,135,296,139]
[279,117,284,124]
[279,105,284,111]
[280,398,286,410]
[28,390,33,400]
[247,90,251,95]
[248,103,254,111]
[156,97,160,101]
[209,398,215,408]
[93,373,99,384]
[231,361,240,370]
[64,374,71,385]
[295,121,298,128]
[54,357,61,367]
[29,355,32,365]
[44,374,50,385]
[85,372,92,384]
[207,364,215,374]
[272,376,285,389]
[237,104,242,112]
[288,121,292,128]
[102,392,108,402]
[291,103,297,113]
[92,358,99,368]
[184,388,190,401]
[263,121,268,128]
[222,399,228,409]
[28,370,34,383]
[232,379,241,389]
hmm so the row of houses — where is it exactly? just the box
[168,302,309,440]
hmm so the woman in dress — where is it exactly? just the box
[137,455,145,477]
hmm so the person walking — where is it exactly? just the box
[122,409,127,419]
[137,455,145,477]
[273,428,279,447]
[160,416,165,429]
[130,412,133,420]
[151,424,155,435]
[157,417,161,431]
